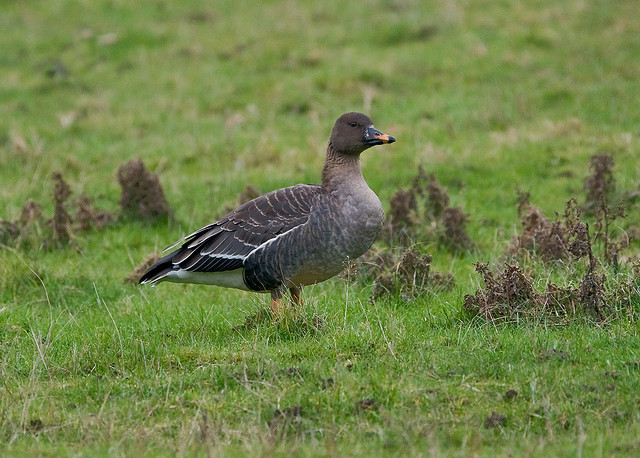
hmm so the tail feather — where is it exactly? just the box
[138,252,176,284]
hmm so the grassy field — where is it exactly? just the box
[2,0,640,456]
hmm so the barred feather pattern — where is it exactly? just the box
[139,184,323,287]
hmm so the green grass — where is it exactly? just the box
[2,0,640,455]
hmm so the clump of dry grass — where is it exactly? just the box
[382,166,473,252]
[442,207,473,252]
[467,189,630,323]
[463,255,613,323]
[583,153,616,214]
[124,253,160,284]
[580,153,629,265]
[369,246,455,302]
[51,172,73,243]
[508,198,588,262]
[118,158,171,220]
[1,173,114,248]
[75,193,113,232]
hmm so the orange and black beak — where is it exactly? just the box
[364,126,396,146]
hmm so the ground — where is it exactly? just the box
[1,0,640,456]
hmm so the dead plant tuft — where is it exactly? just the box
[465,252,614,323]
[579,154,628,265]
[593,199,627,266]
[463,262,542,321]
[509,199,587,262]
[382,167,473,251]
[74,193,114,231]
[396,247,432,290]
[568,221,591,259]
[389,188,418,229]
[484,411,507,429]
[1,175,113,247]
[371,246,454,301]
[583,153,615,213]
[1,200,44,244]
[425,172,450,218]
[125,253,161,284]
[340,247,396,283]
[19,199,43,226]
[442,207,473,252]
[118,158,171,220]
[371,247,432,300]
[51,172,73,243]
[579,231,611,320]
[580,267,609,321]
[0,220,20,243]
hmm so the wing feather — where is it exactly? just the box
[166,184,323,274]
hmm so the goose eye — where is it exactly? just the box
[349,122,358,127]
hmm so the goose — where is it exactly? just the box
[139,112,395,315]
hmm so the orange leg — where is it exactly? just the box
[270,298,283,317]
[290,287,303,308]
[270,289,285,318]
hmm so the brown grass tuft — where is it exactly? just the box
[583,153,615,213]
[464,250,614,323]
[508,199,586,262]
[425,172,450,218]
[370,246,454,301]
[1,175,113,247]
[463,263,541,321]
[125,253,161,284]
[51,172,73,243]
[74,193,114,231]
[442,207,473,252]
[382,167,473,251]
[0,220,20,243]
[19,199,43,226]
[118,158,171,220]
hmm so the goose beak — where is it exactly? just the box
[364,126,396,146]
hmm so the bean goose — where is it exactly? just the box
[139,112,395,314]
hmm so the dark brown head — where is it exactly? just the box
[328,112,395,156]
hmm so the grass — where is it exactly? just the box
[2,0,640,455]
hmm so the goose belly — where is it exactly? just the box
[290,195,384,286]
[163,268,250,291]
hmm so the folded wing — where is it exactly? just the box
[139,184,323,284]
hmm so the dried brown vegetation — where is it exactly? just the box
[0,200,43,244]
[125,253,161,284]
[52,172,73,243]
[583,153,616,214]
[508,198,589,262]
[465,149,640,324]
[382,166,473,252]
[580,153,629,265]
[1,173,113,247]
[442,207,473,251]
[118,158,171,220]
[509,154,632,270]
[463,256,613,323]
[467,190,628,322]
[75,193,113,232]
[370,246,455,301]
[484,411,507,429]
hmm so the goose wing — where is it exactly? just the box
[165,184,323,274]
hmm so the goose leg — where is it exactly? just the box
[270,287,285,317]
[290,286,303,308]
